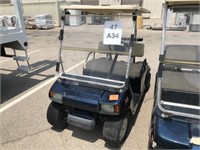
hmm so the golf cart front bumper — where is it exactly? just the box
[67,113,96,130]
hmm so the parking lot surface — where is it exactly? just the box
[1,19,199,150]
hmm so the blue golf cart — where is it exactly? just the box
[46,5,151,147]
[149,0,200,149]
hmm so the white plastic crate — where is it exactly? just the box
[35,14,54,29]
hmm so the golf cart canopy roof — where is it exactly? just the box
[165,0,200,12]
[166,0,200,6]
[60,5,150,14]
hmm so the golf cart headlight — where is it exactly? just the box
[101,104,120,113]
[49,91,62,100]
[54,93,62,100]
[101,104,114,113]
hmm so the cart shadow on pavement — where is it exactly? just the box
[0,59,56,104]
[52,124,103,143]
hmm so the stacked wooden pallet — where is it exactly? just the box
[25,17,36,29]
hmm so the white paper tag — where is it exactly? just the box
[103,21,122,45]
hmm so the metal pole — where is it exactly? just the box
[56,10,66,73]
[12,0,25,31]
[125,13,137,80]
[160,3,168,55]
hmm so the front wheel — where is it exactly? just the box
[47,102,68,129]
[103,115,130,147]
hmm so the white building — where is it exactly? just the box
[20,0,164,18]
[0,0,165,27]
[79,0,164,18]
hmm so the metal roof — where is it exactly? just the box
[60,5,150,14]
[166,0,200,6]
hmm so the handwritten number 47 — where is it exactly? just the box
[110,24,118,30]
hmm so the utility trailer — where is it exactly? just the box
[46,5,151,147]
[149,0,200,149]
[0,0,30,72]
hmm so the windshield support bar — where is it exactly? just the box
[60,73,125,90]
[161,101,200,110]
[107,54,118,79]
[160,3,168,55]
[125,12,138,80]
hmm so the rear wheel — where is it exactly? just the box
[103,115,130,147]
[145,72,151,93]
[47,102,68,129]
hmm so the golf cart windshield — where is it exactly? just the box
[157,0,200,119]
[56,5,150,92]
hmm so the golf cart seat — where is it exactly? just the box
[161,71,200,93]
[164,45,200,64]
[98,41,144,57]
[84,59,144,78]
[83,42,145,79]
[161,45,200,105]
[161,71,200,106]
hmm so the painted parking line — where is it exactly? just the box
[0,59,86,113]
[0,49,41,64]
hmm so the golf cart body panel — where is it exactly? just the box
[47,4,151,146]
[49,80,128,113]
[149,0,200,149]
[154,113,200,149]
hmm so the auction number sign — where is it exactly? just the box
[103,21,122,45]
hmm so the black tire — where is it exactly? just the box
[47,102,68,129]
[1,47,6,56]
[103,115,130,147]
[145,72,151,93]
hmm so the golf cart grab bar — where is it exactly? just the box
[164,59,200,65]
[156,78,200,119]
[161,101,200,110]
[59,73,125,89]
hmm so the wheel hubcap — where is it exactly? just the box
[119,118,128,141]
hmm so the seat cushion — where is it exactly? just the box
[165,45,200,62]
[161,71,200,93]
[98,41,144,57]
[85,58,143,78]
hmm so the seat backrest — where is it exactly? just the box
[98,41,144,57]
[132,42,144,57]
[165,45,200,62]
